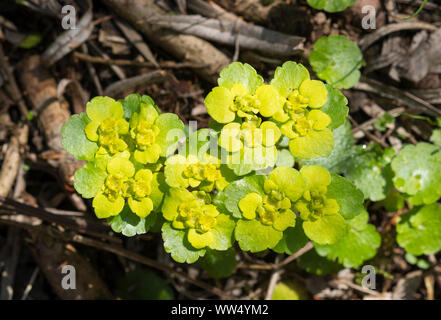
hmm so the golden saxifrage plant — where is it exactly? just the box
[62,61,382,274]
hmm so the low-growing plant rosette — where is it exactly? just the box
[216,165,366,252]
[61,94,184,223]
[205,61,348,177]
[269,62,340,160]
[161,188,235,263]
[60,60,388,274]
[204,62,264,123]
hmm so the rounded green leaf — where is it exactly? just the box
[218,122,242,152]
[187,229,213,249]
[162,222,206,263]
[73,162,106,198]
[315,211,381,268]
[205,87,235,124]
[300,165,331,190]
[268,167,305,202]
[61,113,98,161]
[139,102,159,124]
[108,205,157,237]
[235,219,283,252]
[107,157,135,177]
[326,174,365,220]
[164,155,188,188]
[289,128,334,159]
[218,62,263,93]
[270,61,310,97]
[391,143,441,205]
[227,145,278,176]
[238,193,262,220]
[128,197,153,218]
[320,85,349,130]
[119,93,141,120]
[155,113,185,157]
[209,214,236,251]
[307,0,356,13]
[299,80,328,109]
[180,128,218,160]
[217,175,266,218]
[343,148,392,202]
[301,120,354,173]
[86,96,124,122]
[309,35,363,89]
[397,203,441,256]
[134,145,161,164]
[273,209,296,232]
[303,214,347,245]
[141,95,160,112]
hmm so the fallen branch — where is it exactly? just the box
[358,21,437,51]
[213,0,274,24]
[0,196,119,244]
[147,14,304,56]
[0,125,28,198]
[105,0,230,83]
[73,52,205,69]
[103,70,170,98]
[355,76,441,117]
[0,216,230,299]
[187,0,240,23]
[42,0,94,65]
[18,55,84,189]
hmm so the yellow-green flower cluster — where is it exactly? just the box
[204,62,334,174]
[268,63,334,159]
[92,151,155,219]
[84,97,129,155]
[236,167,304,233]
[62,60,359,266]
[294,166,340,221]
[164,154,228,192]
[62,95,186,222]
[232,165,345,248]
[163,189,223,249]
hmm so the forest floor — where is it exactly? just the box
[0,0,441,300]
